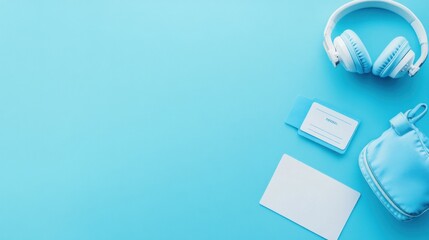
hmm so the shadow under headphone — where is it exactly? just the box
[323,0,428,78]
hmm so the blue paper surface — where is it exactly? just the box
[0,0,429,239]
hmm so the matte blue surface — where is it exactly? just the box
[1,0,429,239]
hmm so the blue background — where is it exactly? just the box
[1,0,429,239]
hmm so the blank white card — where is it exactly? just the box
[260,154,360,240]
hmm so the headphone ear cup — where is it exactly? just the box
[389,50,415,78]
[334,36,356,72]
[372,37,411,78]
[335,30,372,74]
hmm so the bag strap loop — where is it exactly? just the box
[407,103,428,123]
[390,113,412,136]
[390,103,428,136]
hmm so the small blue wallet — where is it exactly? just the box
[285,96,359,154]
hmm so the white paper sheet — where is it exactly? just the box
[260,154,360,240]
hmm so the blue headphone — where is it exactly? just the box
[323,0,428,78]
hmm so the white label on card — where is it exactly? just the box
[300,102,358,150]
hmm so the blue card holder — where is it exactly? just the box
[285,96,359,154]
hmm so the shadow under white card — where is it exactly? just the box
[260,154,360,240]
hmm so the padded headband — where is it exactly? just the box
[323,0,428,76]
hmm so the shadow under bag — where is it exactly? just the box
[359,103,429,221]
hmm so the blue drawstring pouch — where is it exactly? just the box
[359,103,429,221]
